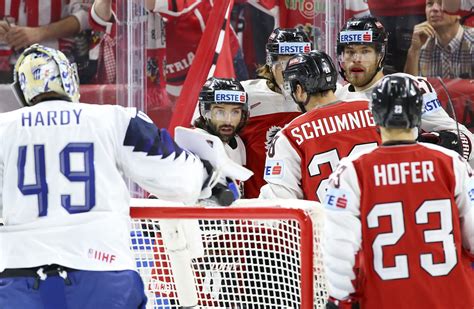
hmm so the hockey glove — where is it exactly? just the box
[210,178,240,206]
[417,130,471,159]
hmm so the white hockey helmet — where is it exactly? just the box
[12,44,80,106]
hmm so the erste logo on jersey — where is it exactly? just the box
[278,42,311,54]
[214,90,246,103]
[422,93,442,114]
[324,187,354,211]
[339,30,373,43]
[264,160,284,179]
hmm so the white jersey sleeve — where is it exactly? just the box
[336,74,474,161]
[259,129,304,199]
[391,73,474,160]
[118,110,206,204]
[241,79,299,117]
[322,158,362,301]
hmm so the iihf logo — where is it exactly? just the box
[88,248,116,264]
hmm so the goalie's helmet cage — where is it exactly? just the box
[12,44,80,106]
[336,15,388,80]
[265,28,312,67]
[198,77,249,134]
[370,75,423,129]
[283,50,338,100]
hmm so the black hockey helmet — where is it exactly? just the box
[266,28,312,66]
[336,15,388,79]
[198,77,249,132]
[370,75,423,129]
[283,50,337,104]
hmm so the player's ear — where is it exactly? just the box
[295,84,305,100]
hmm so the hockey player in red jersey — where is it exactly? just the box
[323,75,474,309]
[259,50,381,202]
[239,27,310,198]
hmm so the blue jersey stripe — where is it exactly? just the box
[124,116,184,159]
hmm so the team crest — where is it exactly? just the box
[265,126,282,151]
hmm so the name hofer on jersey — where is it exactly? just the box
[290,109,375,145]
[339,30,373,43]
[214,90,246,103]
[278,42,311,54]
[374,160,435,186]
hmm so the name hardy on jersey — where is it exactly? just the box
[290,109,375,145]
[373,161,435,186]
[21,109,82,127]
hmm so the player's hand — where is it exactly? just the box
[410,21,437,50]
[0,21,10,43]
[5,26,44,50]
[417,130,463,155]
[145,0,156,11]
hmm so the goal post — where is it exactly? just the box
[130,198,328,308]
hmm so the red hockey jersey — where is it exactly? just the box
[260,99,381,202]
[323,142,474,308]
[239,78,301,198]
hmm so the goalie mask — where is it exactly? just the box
[283,50,337,110]
[12,44,80,106]
[198,77,248,143]
[370,75,423,129]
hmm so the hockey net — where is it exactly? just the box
[130,199,328,309]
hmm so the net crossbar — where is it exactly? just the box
[130,203,327,309]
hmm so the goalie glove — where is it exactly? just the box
[417,130,471,160]
[200,162,240,206]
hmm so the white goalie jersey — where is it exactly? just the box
[0,101,206,272]
[335,73,474,162]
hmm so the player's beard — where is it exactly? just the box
[216,125,237,143]
[345,61,379,88]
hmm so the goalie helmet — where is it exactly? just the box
[266,28,312,67]
[283,50,338,103]
[12,44,80,106]
[198,77,249,136]
[336,15,388,80]
[370,75,423,129]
